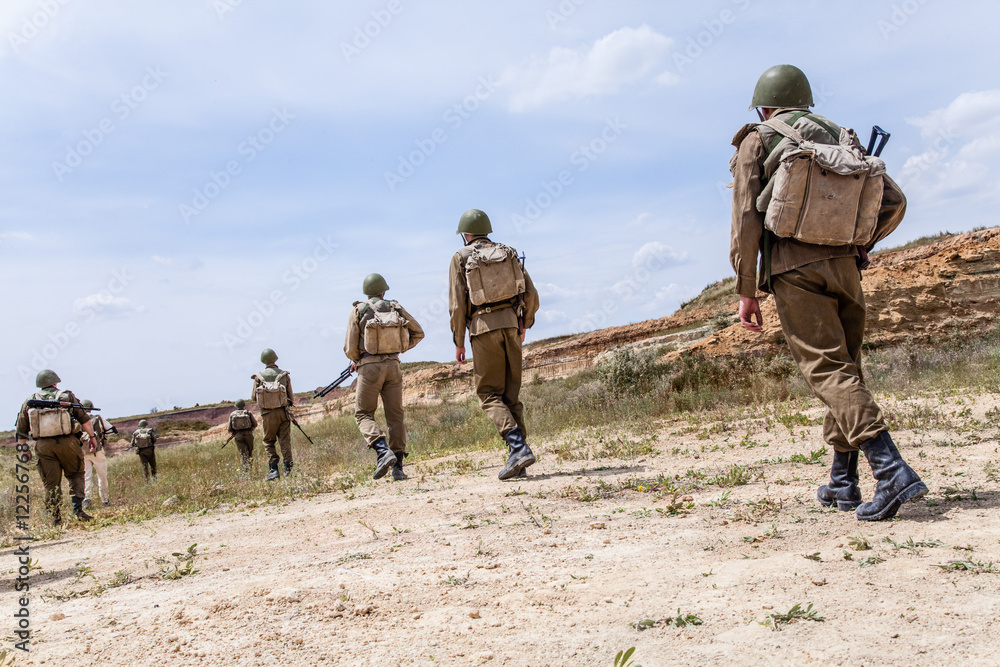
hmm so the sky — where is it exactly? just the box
[2,0,998,419]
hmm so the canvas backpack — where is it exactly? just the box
[464,241,526,307]
[359,299,410,355]
[254,371,289,409]
[757,116,887,247]
[231,410,254,431]
[133,428,154,448]
[27,389,75,438]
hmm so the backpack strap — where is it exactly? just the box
[761,118,806,146]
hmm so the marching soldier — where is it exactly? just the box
[227,399,257,470]
[449,209,540,480]
[344,273,424,481]
[14,369,100,525]
[730,64,926,521]
[130,419,158,481]
[251,348,294,481]
[81,399,115,508]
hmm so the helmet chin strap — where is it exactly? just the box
[755,108,765,122]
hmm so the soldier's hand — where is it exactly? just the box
[455,346,466,364]
[350,362,357,373]
[739,296,763,332]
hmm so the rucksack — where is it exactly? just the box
[254,371,289,409]
[464,241,526,307]
[759,117,887,247]
[230,410,254,431]
[27,390,75,438]
[133,428,154,448]
[359,300,410,355]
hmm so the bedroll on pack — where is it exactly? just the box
[133,429,154,448]
[761,118,886,247]
[231,410,254,431]
[254,372,289,409]
[464,242,526,307]
[363,304,410,355]
[27,392,74,438]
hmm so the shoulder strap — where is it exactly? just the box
[804,113,839,142]
[761,118,805,146]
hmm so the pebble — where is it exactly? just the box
[588,522,606,530]
[681,495,694,502]
[812,579,827,586]
[354,605,373,616]
[49,613,66,621]
[718,520,728,526]
[762,604,773,610]
[469,610,480,619]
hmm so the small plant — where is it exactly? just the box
[858,554,885,568]
[933,560,998,574]
[714,464,753,487]
[441,575,469,587]
[666,609,703,627]
[159,544,199,580]
[73,561,96,584]
[789,447,827,465]
[613,646,640,667]
[764,603,824,631]
[847,535,872,551]
[802,553,822,562]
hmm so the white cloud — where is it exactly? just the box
[627,212,653,228]
[631,241,686,271]
[503,25,677,112]
[72,293,145,317]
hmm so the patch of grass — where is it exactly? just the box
[157,543,199,580]
[713,464,754,488]
[932,560,998,574]
[764,603,824,631]
[848,535,872,551]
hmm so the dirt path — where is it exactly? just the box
[7,391,1000,666]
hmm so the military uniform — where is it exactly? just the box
[227,404,258,469]
[449,209,540,480]
[83,412,113,506]
[14,372,97,524]
[131,425,158,480]
[251,349,294,479]
[344,280,424,479]
[731,65,926,521]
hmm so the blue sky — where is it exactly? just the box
[2,0,998,418]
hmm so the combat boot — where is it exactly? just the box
[284,461,293,477]
[499,428,536,481]
[857,431,928,521]
[265,461,280,481]
[82,498,92,511]
[372,438,395,480]
[72,497,93,522]
[391,452,407,481]
[817,450,862,511]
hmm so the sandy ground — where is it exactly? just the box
[5,390,1000,667]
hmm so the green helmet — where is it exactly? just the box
[35,369,61,388]
[362,273,389,297]
[457,209,492,235]
[260,348,278,364]
[235,399,246,409]
[749,64,813,110]
[138,419,148,428]
[82,399,94,410]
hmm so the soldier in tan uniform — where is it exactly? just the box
[14,369,100,525]
[81,399,115,508]
[449,209,540,480]
[227,399,257,471]
[730,65,926,521]
[251,348,294,481]
[344,273,425,480]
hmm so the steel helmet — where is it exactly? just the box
[82,399,94,409]
[362,273,389,297]
[457,209,492,235]
[235,399,246,409]
[260,348,278,364]
[750,64,813,110]
[35,369,61,388]
[138,419,148,427]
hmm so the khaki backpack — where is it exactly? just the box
[464,241,526,306]
[759,117,887,247]
[133,428,154,448]
[359,300,410,355]
[27,390,75,438]
[230,410,254,431]
[254,371,289,409]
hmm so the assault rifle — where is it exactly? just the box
[221,434,235,450]
[26,399,100,411]
[314,364,354,399]
[867,126,890,158]
[285,407,315,445]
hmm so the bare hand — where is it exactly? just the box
[349,361,357,373]
[519,330,525,343]
[739,296,763,332]
[455,346,466,364]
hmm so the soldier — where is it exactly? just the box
[130,419,158,481]
[227,399,257,470]
[14,369,100,525]
[81,399,115,508]
[730,64,926,521]
[449,209,540,480]
[344,273,425,481]
[251,348,294,481]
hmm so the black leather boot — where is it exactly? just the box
[391,452,407,481]
[72,497,93,521]
[265,461,280,481]
[817,450,862,511]
[372,438,395,480]
[857,431,928,521]
[499,428,536,480]
[284,461,293,477]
